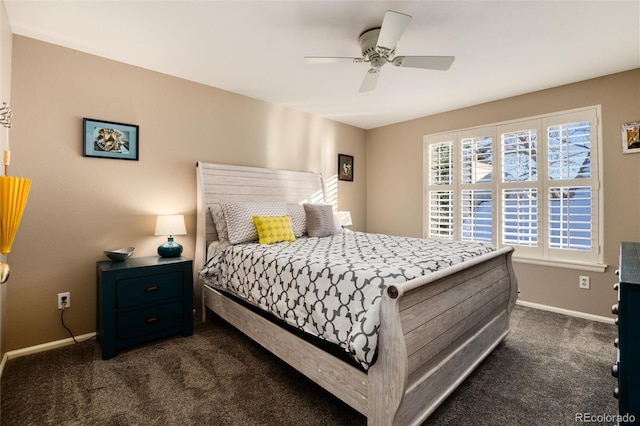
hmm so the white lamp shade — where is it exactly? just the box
[154,214,187,236]
[336,211,352,227]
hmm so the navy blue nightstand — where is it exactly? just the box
[97,256,193,360]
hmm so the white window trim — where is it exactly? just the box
[511,255,606,272]
[423,105,606,271]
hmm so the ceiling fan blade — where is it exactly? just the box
[393,56,455,71]
[359,68,380,93]
[376,10,412,52]
[304,57,364,64]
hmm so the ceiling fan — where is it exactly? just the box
[305,10,455,92]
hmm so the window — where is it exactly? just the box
[424,106,603,270]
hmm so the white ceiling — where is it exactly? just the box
[4,0,640,130]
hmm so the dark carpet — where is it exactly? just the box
[0,305,618,425]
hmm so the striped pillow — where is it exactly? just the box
[287,203,306,237]
[222,201,288,244]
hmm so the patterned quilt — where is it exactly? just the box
[199,231,495,370]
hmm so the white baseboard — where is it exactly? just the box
[0,332,96,379]
[0,352,7,378]
[0,303,614,378]
[516,300,615,324]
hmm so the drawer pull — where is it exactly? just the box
[614,387,619,399]
[145,316,159,325]
[145,285,160,292]
[612,303,619,315]
[614,337,619,348]
[613,282,619,291]
[615,317,619,326]
[612,363,619,378]
[615,269,619,276]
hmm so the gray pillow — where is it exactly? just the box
[303,204,339,237]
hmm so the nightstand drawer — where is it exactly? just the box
[117,301,183,341]
[117,271,182,308]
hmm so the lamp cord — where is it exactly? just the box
[59,305,94,344]
[60,307,79,344]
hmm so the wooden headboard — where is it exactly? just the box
[194,162,327,318]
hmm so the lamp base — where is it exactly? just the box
[158,236,183,258]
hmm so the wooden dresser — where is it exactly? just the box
[97,256,193,359]
[613,242,640,423]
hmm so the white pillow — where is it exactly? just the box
[287,203,306,237]
[222,201,288,244]
[209,204,230,245]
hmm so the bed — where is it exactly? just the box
[194,161,518,425]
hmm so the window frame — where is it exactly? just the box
[423,106,605,272]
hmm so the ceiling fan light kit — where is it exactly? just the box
[305,10,456,92]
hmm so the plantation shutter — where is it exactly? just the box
[459,130,495,243]
[425,137,455,239]
[498,119,542,258]
[543,110,599,263]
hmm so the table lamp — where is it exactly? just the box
[155,214,187,258]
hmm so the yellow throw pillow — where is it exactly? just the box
[252,215,296,244]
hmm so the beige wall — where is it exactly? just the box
[0,1,11,357]
[6,36,366,351]
[367,69,640,318]
[7,34,639,352]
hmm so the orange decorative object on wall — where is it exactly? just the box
[0,175,32,255]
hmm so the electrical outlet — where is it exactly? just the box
[579,276,590,290]
[57,292,70,309]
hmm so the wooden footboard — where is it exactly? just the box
[201,246,517,426]
[368,246,517,426]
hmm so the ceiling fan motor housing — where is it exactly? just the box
[358,28,396,65]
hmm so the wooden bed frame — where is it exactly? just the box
[194,161,518,426]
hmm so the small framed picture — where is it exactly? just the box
[621,121,640,154]
[338,154,354,181]
[83,118,139,160]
